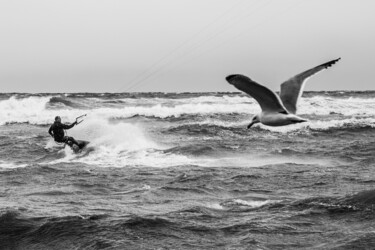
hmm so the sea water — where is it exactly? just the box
[0,92,374,249]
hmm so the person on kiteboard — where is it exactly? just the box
[48,116,82,148]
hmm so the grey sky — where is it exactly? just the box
[1,0,374,92]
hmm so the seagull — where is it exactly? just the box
[226,58,341,128]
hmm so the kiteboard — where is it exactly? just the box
[69,140,90,153]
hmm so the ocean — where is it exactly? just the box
[0,91,374,249]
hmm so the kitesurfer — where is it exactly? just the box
[48,116,82,148]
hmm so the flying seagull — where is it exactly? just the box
[226,58,341,128]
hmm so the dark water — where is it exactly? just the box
[0,92,375,249]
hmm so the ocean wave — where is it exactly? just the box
[257,117,375,133]
[113,102,252,119]
[163,145,216,156]
[48,96,88,109]
[160,186,209,194]
[170,206,224,220]
[291,189,375,214]
[0,96,254,125]
[0,209,38,233]
[217,221,297,235]
[25,190,74,196]
[0,96,52,125]
[0,161,27,169]
[165,117,375,134]
[1,93,374,125]
[332,233,375,250]
[48,96,74,106]
[344,189,375,207]
[297,96,375,116]
[220,199,271,210]
[0,210,119,249]
[123,216,173,228]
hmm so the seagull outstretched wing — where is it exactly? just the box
[279,58,341,114]
[226,74,288,113]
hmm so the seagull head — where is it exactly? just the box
[247,115,260,129]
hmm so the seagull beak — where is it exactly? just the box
[295,118,308,123]
[247,121,255,129]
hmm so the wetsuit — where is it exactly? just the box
[48,121,79,147]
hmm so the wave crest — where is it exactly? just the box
[1,94,374,126]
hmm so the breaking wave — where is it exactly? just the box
[0,93,374,126]
[291,189,375,214]
[166,117,375,134]
[46,118,194,167]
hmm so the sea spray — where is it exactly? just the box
[50,118,192,167]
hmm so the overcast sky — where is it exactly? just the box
[1,0,374,93]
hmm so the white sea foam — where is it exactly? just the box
[0,95,374,125]
[202,154,332,168]
[0,161,27,169]
[257,117,375,133]
[178,95,252,105]
[49,118,194,167]
[0,96,52,125]
[178,117,375,133]
[117,95,253,105]
[0,96,90,125]
[232,199,270,208]
[297,96,375,116]
[114,103,253,118]
[206,203,225,210]
[0,96,255,125]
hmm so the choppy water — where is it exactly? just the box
[0,91,375,249]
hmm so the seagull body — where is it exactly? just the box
[259,112,306,127]
[226,58,341,128]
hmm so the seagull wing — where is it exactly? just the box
[280,58,341,114]
[226,74,288,113]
